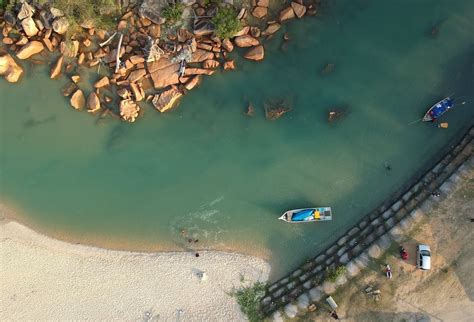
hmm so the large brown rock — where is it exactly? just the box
[52,17,69,35]
[0,53,23,83]
[149,63,180,89]
[184,75,201,91]
[291,2,307,18]
[18,2,36,20]
[257,0,269,7]
[234,35,259,48]
[244,45,264,61]
[119,99,140,122]
[94,76,110,89]
[70,90,85,110]
[60,40,79,58]
[50,55,64,79]
[263,23,281,36]
[222,39,234,52]
[233,26,250,37]
[152,86,183,113]
[17,41,44,59]
[203,59,220,69]
[223,60,236,71]
[87,92,101,113]
[184,68,215,76]
[279,6,295,22]
[21,17,39,37]
[189,49,214,63]
[127,68,147,83]
[252,6,268,19]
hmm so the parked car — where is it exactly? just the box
[416,244,431,270]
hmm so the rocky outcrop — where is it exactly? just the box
[87,92,101,113]
[70,90,86,110]
[0,53,23,83]
[234,35,259,48]
[152,86,183,112]
[279,6,296,22]
[184,68,215,76]
[291,2,307,18]
[224,60,236,70]
[119,99,140,122]
[50,55,64,79]
[244,45,265,61]
[18,2,35,20]
[17,41,44,59]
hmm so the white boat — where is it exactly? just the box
[278,207,333,223]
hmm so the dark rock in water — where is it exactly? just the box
[264,98,292,120]
[327,106,349,123]
[245,102,255,117]
[62,82,78,97]
[4,11,16,26]
[426,19,446,38]
[321,63,335,75]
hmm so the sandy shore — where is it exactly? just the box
[0,220,270,321]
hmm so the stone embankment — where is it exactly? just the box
[260,126,473,320]
[0,0,318,122]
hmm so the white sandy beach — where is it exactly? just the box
[0,219,270,321]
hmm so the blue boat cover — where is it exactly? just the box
[430,98,453,119]
[292,209,314,221]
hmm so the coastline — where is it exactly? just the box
[0,201,271,260]
[0,216,271,320]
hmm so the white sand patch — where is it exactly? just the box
[0,221,270,321]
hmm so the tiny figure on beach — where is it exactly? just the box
[330,311,339,320]
[195,252,200,257]
[400,246,408,260]
[385,264,392,279]
[431,191,441,198]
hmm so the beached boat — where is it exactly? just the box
[422,97,454,122]
[279,207,332,223]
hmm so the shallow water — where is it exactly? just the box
[1,0,473,277]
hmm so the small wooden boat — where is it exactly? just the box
[422,97,454,122]
[279,207,332,223]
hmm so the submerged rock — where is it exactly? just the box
[0,53,24,83]
[17,41,44,60]
[87,92,101,113]
[50,55,64,79]
[70,90,86,110]
[152,86,183,112]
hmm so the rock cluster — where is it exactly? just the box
[0,0,319,122]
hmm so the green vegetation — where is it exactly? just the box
[42,0,119,36]
[233,282,267,322]
[212,6,241,39]
[325,265,347,283]
[162,2,184,25]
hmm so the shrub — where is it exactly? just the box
[212,6,241,39]
[233,282,267,322]
[162,2,184,24]
[325,265,347,283]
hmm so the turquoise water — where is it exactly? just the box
[1,0,473,277]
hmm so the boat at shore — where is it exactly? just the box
[279,207,333,223]
[422,97,454,122]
